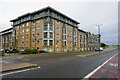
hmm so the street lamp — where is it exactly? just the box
[97,24,102,53]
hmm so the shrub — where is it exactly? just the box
[9,50,19,53]
[0,51,4,56]
[24,49,31,54]
[31,49,38,54]
[23,49,38,54]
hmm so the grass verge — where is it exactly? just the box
[77,49,116,57]
[1,64,37,73]
[41,51,91,55]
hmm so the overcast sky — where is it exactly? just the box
[0,0,119,45]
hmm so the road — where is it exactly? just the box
[2,47,118,79]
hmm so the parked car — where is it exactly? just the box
[39,50,47,53]
[10,49,17,51]
[0,49,4,56]
[4,49,10,53]
[0,49,4,51]
[95,47,103,51]
[9,49,19,53]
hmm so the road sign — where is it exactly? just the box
[56,43,58,47]
[56,43,58,45]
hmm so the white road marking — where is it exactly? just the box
[0,67,40,76]
[83,53,118,79]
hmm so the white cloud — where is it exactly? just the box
[0,1,118,45]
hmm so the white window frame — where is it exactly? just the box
[26,28,29,32]
[37,20,40,23]
[26,22,29,26]
[23,24,24,27]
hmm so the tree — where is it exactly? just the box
[101,43,107,48]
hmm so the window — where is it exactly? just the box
[80,35,82,47]
[70,42,71,45]
[74,37,76,41]
[57,47,59,51]
[17,26,19,29]
[49,32,53,38]
[22,35,24,38]
[20,31,21,33]
[23,24,24,27]
[17,36,18,39]
[17,31,19,33]
[63,41,66,46]
[57,34,59,38]
[43,40,47,46]
[64,47,66,51]
[37,33,39,37]
[37,26,39,30]
[37,47,39,50]
[44,48,47,52]
[22,41,24,44]
[26,41,28,44]
[32,28,35,31]
[37,41,39,44]
[37,20,40,23]
[63,35,66,40]
[32,41,35,44]
[63,29,66,34]
[57,41,59,43]
[49,48,53,52]
[49,25,53,31]
[33,22,35,26]
[26,22,29,26]
[57,27,59,31]
[22,29,24,33]
[26,28,29,32]
[67,25,69,28]
[57,21,59,25]
[32,34,35,38]
[44,32,48,38]
[44,24,47,31]
[74,42,76,46]
[49,40,53,46]
[26,34,28,38]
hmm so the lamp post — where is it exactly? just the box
[97,24,102,54]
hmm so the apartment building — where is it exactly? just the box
[78,29,88,51]
[87,32,99,51]
[0,6,100,52]
[0,28,15,50]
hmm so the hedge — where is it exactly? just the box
[22,49,38,54]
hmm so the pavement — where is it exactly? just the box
[1,46,118,79]
[1,63,37,72]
